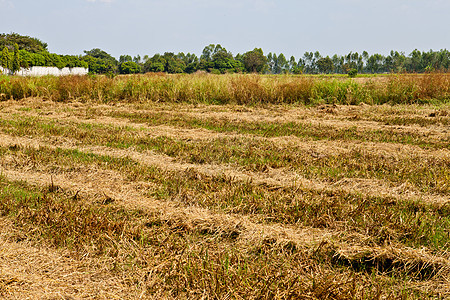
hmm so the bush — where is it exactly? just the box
[348,69,358,78]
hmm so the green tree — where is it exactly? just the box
[119,55,133,63]
[143,54,165,73]
[84,48,117,62]
[82,56,116,74]
[316,56,334,74]
[408,49,423,72]
[348,68,358,77]
[163,52,186,73]
[11,44,21,74]
[302,52,315,73]
[178,52,199,73]
[31,52,45,66]
[289,56,297,72]
[19,50,32,68]
[177,52,198,65]
[49,53,65,69]
[276,53,288,74]
[200,44,215,62]
[143,53,186,74]
[198,44,242,73]
[119,61,141,74]
[0,32,47,53]
[1,47,10,72]
[242,48,267,73]
[387,50,406,72]
[331,54,344,74]
[366,53,384,73]
[266,53,274,73]
[212,49,240,73]
[133,55,141,64]
[361,51,369,72]
[83,48,118,74]
[436,49,450,71]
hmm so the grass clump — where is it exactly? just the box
[1,73,449,105]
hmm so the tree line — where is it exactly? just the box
[1,33,450,75]
[86,46,450,76]
[0,33,88,73]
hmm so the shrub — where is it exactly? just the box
[348,68,358,78]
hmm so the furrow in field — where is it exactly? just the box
[178,109,448,145]
[0,151,450,295]
[2,108,449,198]
[1,87,450,298]
[2,150,450,290]
[0,132,447,206]
[24,98,444,131]
[1,102,448,161]
[0,219,137,299]
[0,145,338,251]
[95,101,449,136]
[2,99,449,148]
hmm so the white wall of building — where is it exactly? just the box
[0,66,88,76]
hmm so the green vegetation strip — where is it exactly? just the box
[0,115,448,195]
[0,175,432,298]
[3,144,450,252]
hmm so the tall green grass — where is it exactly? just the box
[1,73,449,104]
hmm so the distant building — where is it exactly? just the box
[0,66,88,76]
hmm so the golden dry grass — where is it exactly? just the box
[0,91,449,299]
[1,72,450,104]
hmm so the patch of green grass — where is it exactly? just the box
[17,107,32,112]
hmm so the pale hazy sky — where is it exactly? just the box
[1,0,449,59]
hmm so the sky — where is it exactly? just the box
[1,0,449,60]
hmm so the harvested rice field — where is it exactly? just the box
[0,92,449,298]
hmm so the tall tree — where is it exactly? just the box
[316,56,334,74]
[408,49,423,72]
[276,53,288,74]
[119,61,141,74]
[289,56,296,72]
[266,52,274,73]
[11,43,21,74]
[242,48,267,73]
[1,47,10,72]
[200,44,215,62]
[119,55,133,63]
[366,53,384,73]
[269,53,277,74]
[143,54,165,73]
[0,32,47,53]
[211,46,234,73]
[164,52,186,73]
[302,52,314,73]
[83,48,118,74]
[143,52,186,73]
[133,55,141,64]
[331,54,342,74]
[84,48,117,63]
